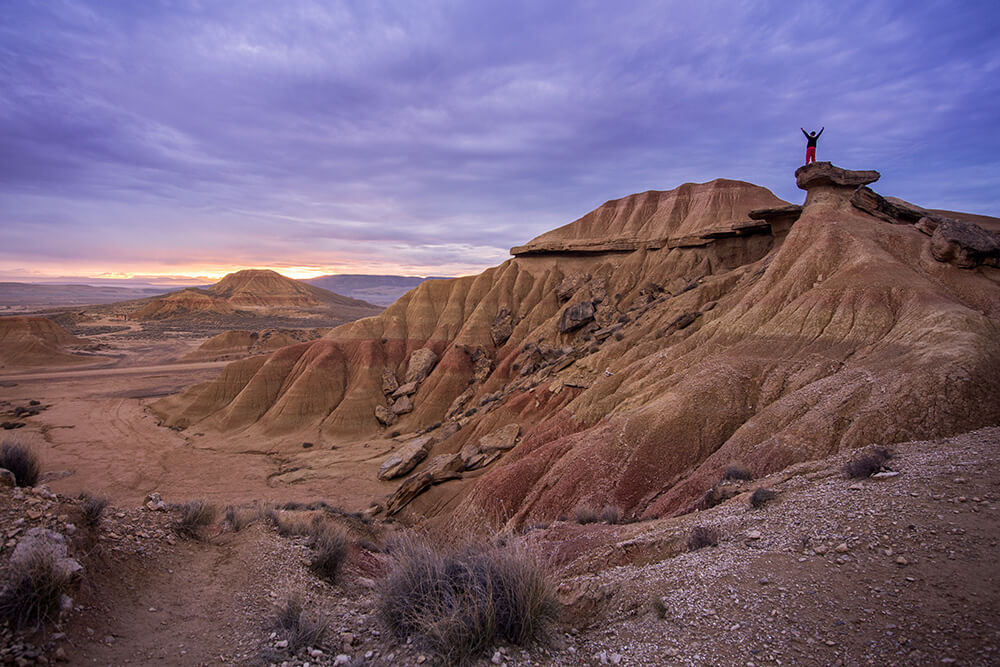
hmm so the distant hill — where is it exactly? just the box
[128,270,383,323]
[305,274,446,306]
[0,282,169,307]
[0,316,90,368]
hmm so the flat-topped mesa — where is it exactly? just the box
[511,179,790,256]
[795,161,880,208]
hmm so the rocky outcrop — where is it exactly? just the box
[796,162,880,208]
[380,368,399,395]
[10,527,83,582]
[384,453,464,515]
[850,187,927,225]
[930,219,1000,268]
[460,423,521,470]
[559,301,596,333]
[490,308,515,347]
[404,348,439,384]
[377,437,433,480]
[748,204,803,236]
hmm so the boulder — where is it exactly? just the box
[10,527,83,581]
[556,273,591,302]
[380,368,399,395]
[491,308,515,347]
[404,348,439,384]
[559,301,596,333]
[795,162,880,190]
[144,492,167,511]
[460,423,521,470]
[850,187,928,225]
[374,405,396,426]
[377,437,433,480]
[391,395,413,415]
[930,219,1000,268]
[391,381,419,399]
[385,454,464,515]
[0,468,15,488]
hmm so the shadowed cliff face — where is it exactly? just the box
[151,172,1000,526]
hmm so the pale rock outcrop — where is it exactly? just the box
[377,437,433,480]
[850,187,928,225]
[404,348,439,384]
[10,527,83,581]
[796,162,880,208]
[391,382,419,399]
[374,405,395,426]
[384,453,465,515]
[380,368,399,395]
[490,308,515,347]
[391,395,413,415]
[460,423,521,471]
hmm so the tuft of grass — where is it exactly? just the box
[687,525,719,551]
[574,507,600,525]
[843,447,894,479]
[377,535,558,664]
[723,465,753,481]
[309,526,349,583]
[598,505,621,525]
[0,441,40,487]
[175,500,217,539]
[274,595,328,654]
[79,494,108,529]
[749,487,777,509]
[0,545,77,629]
[224,505,257,532]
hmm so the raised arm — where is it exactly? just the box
[817,127,824,137]
[801,128,809,138]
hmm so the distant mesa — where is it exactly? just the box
[305,275,446,307]
[0,316,91,369]
[152,166,1000,527]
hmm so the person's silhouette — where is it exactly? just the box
[801,127,824,164]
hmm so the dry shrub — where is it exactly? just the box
[377,535,558,664]
[749,487,777,509]
[274,595,327,654]
[269,511,313,537]
[0,441,40,487]
[599,505,621,525]
[651,596,668,619]
[79,494,108,529]
[224,505,257,532]
[0,546,76,629]
[723,465,753,481]
[687,526,719,551]
[175,500,217,539]
[702,483,739,509]
[574,507,600,525]
[309,526,349,583]
[843,447,894,479]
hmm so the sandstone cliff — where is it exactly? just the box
[151,168,1000,526]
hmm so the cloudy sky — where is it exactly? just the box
[2,0,999,283]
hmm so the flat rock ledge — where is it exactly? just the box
[795,162,880,191]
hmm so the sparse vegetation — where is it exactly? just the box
[749,487,777,509]
[79,494,108,528]
[309,526,349,583]
[702,483,739,510]
[377,535,557,664]
[574,506,600,524]
[599,505,622,524]
[651,596,668,619]
[0,545,77,629]
[843,447,894,479]
[224,505,256,532]
[175,499,217,539]
[687,525,719,551]
[723,465,753,481]
[0,441,40,487]
[274,595,328,654]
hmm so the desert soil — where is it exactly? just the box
[1,423,997,666]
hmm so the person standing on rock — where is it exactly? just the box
[801,127,824,164]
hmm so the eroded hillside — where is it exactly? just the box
[151,164,1000,526]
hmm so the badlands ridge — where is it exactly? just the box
[150,162,1000,525]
